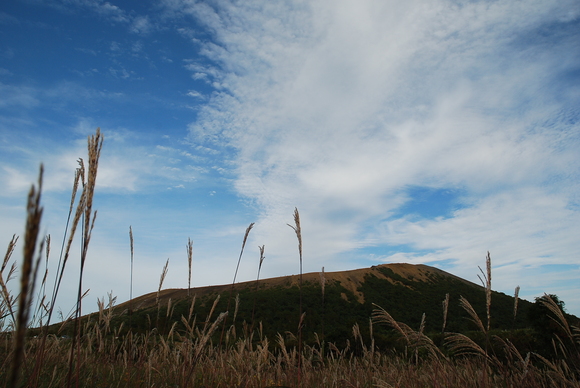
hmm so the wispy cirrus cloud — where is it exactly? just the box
[0,83,39,108]
[0,121,207,198]
[158,0,580,306]
[32,0,158,34]
[0,12,20,25]
[58,0,130,23]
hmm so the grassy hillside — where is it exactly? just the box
[57,263,539,349]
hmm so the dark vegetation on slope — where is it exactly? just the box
[49,263,577,359]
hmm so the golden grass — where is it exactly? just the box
[129,226,134,303]
[0,235,18,330]
[287,207,305,385]
[187,237,193,297]
[442,292,450,333]
[10,164,44,388]
[221,222,254,345]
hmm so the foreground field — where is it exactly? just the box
[1,316,579,388]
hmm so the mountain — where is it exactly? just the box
[102,263,533,348]
[126,263,478,310]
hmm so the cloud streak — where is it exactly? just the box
[165,0,580,305]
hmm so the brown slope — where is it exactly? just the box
[119,263,480,312]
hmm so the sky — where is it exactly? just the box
[0,0,579,321]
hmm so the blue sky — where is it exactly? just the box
[1,0,579,319]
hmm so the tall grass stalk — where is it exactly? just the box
[479,252,492,384]
[67,128,103,388]
[442,293,449,334]
[513,285,520,326]
[220,222,254,346]
[320,266,325,341]
[30,155,85,388]
[477,251,492,334]
[445,253,494,386]
[31,234,50,327]
[251,245,265,332]
[288,207,303,385]
[48,162,83,327]
[75,129,104,314]
[156,258,170,329]
[0,235,18,328]
[129,226,134,309]
[187,238,193,297]
[9,165,44,388]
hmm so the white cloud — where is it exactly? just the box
[165,0,580,308]
[186,90,205,99]
[130,16,153,35]
[108,67,131,79]
[0,83,39,108]
[95,1,128,22]
[0,123,208,196]
[379,188,578,264]
[73,0,129,23]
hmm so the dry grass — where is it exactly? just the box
[251,245,266,331]
[221,222,255,346]
[442,293,450,334]
[288,207,304,385]
[129,226,134,306]
[9,164,44,388]
[3,328,571,388]
[0,235,18,331]
[2,129,580,388]
[187,237,193,297]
